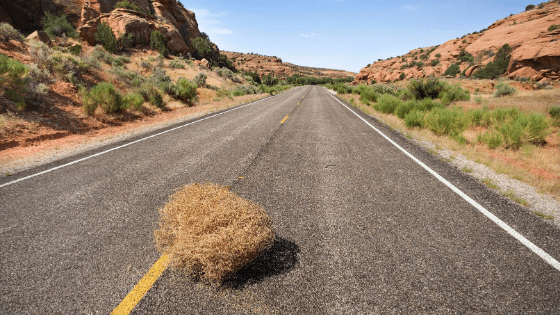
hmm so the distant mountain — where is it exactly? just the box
[222,51,356,79]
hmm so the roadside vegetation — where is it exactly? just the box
[331,78,560,200]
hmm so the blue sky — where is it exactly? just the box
[181,1,534,73]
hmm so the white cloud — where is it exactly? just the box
[301,32,317,38]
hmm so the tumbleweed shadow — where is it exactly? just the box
[223,237,300,289]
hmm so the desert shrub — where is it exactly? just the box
[169,60,185,69]
[110,66,144,87]
[395,100,416,119]
[408,78,447,100]
[470,108,492,127]
[214,87,233,101]
[473,44,512,79]
[27,63,53,85]
[526,4,536,10]
[154,183,275,283]
[424,107,469,136]
[122,93,144,110]
[549,106,560,118]
[444,63,461,77]
[498,113,550,149]
[172,77,198,105]
[493,82,517,97]
[91,45,114,64]
[457,50,474,63]
[262,74,279,86]
[435,53,442,58]
[440,84,471,105]
[114,0,143,12]
[430,59,440,67]
[42,12,76,38]
[190,37,213,59]
[137,82,164,108]
[140,61,152,70]
[478,132,503,149]
[548,25,559,31]
[217,54,236,72]
[82,82,124,115]
[95,23,118,53]
[399,73,406,81]
[404,109,425,127]
[29,40,54,70]
[150,31,168,58]
[215,67,235,80]
[118,33,134,50]
[359,88,378,105]
[67,44,82,56]
[369,83,404,96]
[0,23,24,42]
[149,67,172,89]
[233,85,259,96]
[0,54,29,109]
[414,98,442,112]
[374,94,402,114]
[193,72,207,87]
[48,52,89,83]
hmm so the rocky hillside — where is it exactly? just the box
[355,1,560,84]
[0,0,203,56]
[222,51,356,79]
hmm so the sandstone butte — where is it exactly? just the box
[355,1,560,84]
[222,51,357,79]
[0,0,203,56]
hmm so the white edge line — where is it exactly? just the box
[325,88,560,272]
[0,95,278,189]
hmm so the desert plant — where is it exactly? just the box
[214,87,233,101]
[473,44,512,79]
[424,107,469,136]
[435,53,441,58]
[408,78,447,99]
[42,12,76,38]
[169,60,185,69]
[172,77,198,105]
[550,106,560,118]
[150,30,168,58]
[478,132,503,149]
[440,84,471,105]
[399,73,406,81]
[444,63,461,77]
[395,100,416,119]
[118,33,134,50]
[137,82,164,108]
[114,0,143,12]
[498,113,550,149]
[374,94,402,114]
[526,4,536,10]
[122,93,144,110]
[140,61,152,70]
[262,74,279,86]
[95,23,118,53]
[82,82,124,114]
[404,109,425,127]
[110,66,144,87]
[193,72,207,87]
[430,59,440,67]
[457,50,474,63]
[494,82,517,97]
[154,183,275,283]
[548,25,559,31]
[0,23,24,42]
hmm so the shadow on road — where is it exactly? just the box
[223,237,300,289]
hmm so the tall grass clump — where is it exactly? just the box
[172,77,198,105]
[493,82,517,97]
[154,183,275,283]
[0,23,24,42]
[424,107,469,137]
[374,94,402,114]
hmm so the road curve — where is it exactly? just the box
[1,86,559,314]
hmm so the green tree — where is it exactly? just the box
[150,30,168,58]
[94,23,118,53]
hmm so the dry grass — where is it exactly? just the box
[154,183,275,283]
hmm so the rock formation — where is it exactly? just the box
[0,0,203,55]
[355,1,560,84]
[222,51,357,79]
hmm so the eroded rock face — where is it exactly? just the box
[355,1,560,83]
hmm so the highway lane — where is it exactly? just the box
[1,85,559,314]
[135,86,560,314]
[0,87,308,314]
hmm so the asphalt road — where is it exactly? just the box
[1,86,559,314]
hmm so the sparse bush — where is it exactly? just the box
[172,77,198,105]
[444,63,461,77]
[68,44,82,56]
[215,67,235,80]
[42,12,76,38]
[95,23,118,53]
[478,132,503,149]
[169,60,185,69]
[122,93,145,110]
[150,30,168,58]
[154,183,275,283]
[414,98,442,112]
[424,107,469,136]
[114,0,144,12]
[27,63,53,85]
[470,108,492,127]
[140,61,152,70]
[435,53,441,58]
[137,82,164,108]
[233,85,259,96]
[118,33,134,50]
[0,23,24,42]
[374,94,402,114]
[193,72,207,87]
[82,82,123,115]
[404,109,425,127]
[29,40,54,70]
[498,113,550,149]
[399,73,406,81]
[526,4,536,10]
[550,106,560,118]
[359,88,378,105]
[457,50,474,63]
[440,84,471,105]
[149,67,172,89]
[110,66,144,87]
[548,25,559,31]
[190,37,213,60]
[430,59,440,67]
[214,87,233,101]
[408,78,447,100]
[91,45,114,64]
[262,74,279,86]
[494,82,517,97]
[395,100,416,119]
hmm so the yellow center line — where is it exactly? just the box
[280,116,289,124]
[111,254,168,315]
